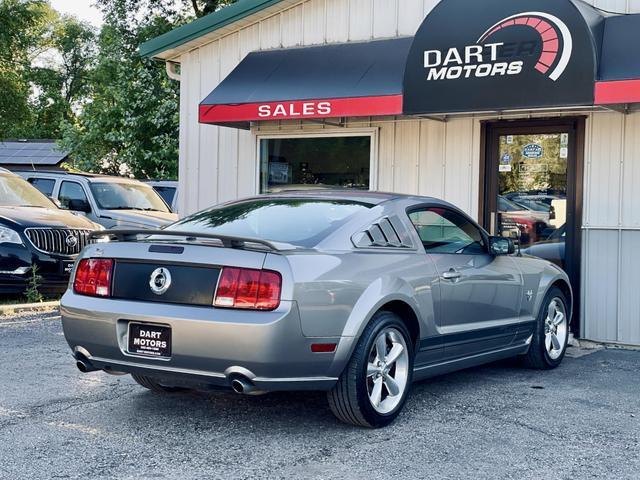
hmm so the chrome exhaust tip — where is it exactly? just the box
[76,359,97,373]
[74,352,98,373]
[231,377,251,394]
[230,376,265,395]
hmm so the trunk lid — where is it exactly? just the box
[85,241,268,306]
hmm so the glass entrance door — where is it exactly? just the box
[496,132,568,267]
[483,119,584,333]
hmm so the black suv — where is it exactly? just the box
[0,168,100,295]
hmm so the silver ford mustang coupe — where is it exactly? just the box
[61,191,571,428]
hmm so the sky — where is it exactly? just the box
[48,0,104,27]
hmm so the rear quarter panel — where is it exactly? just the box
[515,255,573,323]
[283,250,438,340]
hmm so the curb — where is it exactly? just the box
[0,301,60,317]
[568,337,640,352]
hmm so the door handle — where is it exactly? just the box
[441,269,461,280]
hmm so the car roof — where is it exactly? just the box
[145,180,178,186]
[14,169,146,184]
[237,190,395,205]
[235,189,446,207]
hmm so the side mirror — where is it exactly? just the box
[68,198,92,213]
[489,236,515,255]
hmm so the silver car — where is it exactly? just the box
[61,191,572,427]
[16,171,178,229]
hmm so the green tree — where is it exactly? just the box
[0,0,49,136]
[188,0,237,17]
[0,1,95,139]
[58,0,237,179]
[59,5,180,178]
[18,16,96,138]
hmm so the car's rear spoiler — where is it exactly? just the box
[90,229,290,252]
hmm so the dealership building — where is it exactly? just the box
[141,0,640,346]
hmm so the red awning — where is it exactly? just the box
[198,38,410,127]
[595,15,640,106]
[595,80,640,105]
[199,95,403,124]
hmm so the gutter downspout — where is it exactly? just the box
[165,61,181,81]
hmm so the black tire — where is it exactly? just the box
[131,374,185,393]
[522,286,570,370]
[328,311,414,428]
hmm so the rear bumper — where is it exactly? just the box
[60,292,351,391]
[82,355,338,391]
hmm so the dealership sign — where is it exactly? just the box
[422,11,573,82]
[403,0,602,114]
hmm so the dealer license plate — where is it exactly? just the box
[128,323,171,358]
[62,261,74,275]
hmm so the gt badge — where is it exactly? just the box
[149,267,172,295]
[525,289,534,301]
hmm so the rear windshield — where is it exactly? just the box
[166,198,372,247]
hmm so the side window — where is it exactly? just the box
[409,207,486,255]
[153,186,176,206]
[28,178,55,196]
[58,181,88,210]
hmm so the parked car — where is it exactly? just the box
[498,196,549,244]
[17,171,178,229]
[145,180,179,214]
[61,191,572,427]
[522,224,566,269]
[0,168,101,295]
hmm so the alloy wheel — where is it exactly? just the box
[366,327,409,414]
[544,297,567,360]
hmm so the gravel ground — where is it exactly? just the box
[0,312,638,480]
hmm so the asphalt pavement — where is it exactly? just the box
[0,312,638,480]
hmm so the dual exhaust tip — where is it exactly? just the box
[74,350,262,396]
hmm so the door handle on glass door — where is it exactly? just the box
[442,269,461,280]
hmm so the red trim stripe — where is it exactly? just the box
[199,95,403,124]
[595,80,640,105]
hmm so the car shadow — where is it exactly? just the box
[121,357,532,432]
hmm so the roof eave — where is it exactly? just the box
[139,0,285,60]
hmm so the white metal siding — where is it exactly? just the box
[583,112,640,345]
[179,0,431,211]
[175,0,640,344]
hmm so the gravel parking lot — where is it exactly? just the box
[0,312,638,480]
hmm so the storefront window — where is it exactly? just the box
[259,136,371,193]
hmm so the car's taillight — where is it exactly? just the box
[73,259,114,297]
[214,267,281,310]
